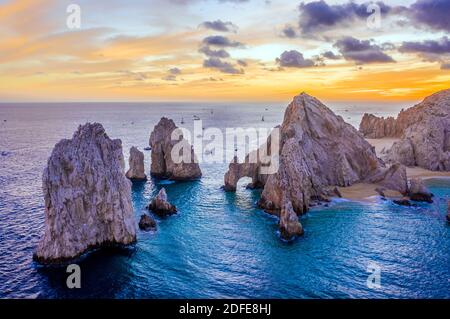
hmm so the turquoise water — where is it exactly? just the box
[0,102,449,298]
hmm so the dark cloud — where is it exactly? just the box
[203,58,244,74]
[408,0,450,32]
[322,51,341,60]
[237,59,247,67]
[281,25,297,38]
[399,36,450,70]
[202,35,243,48]
[199,45,230,58]
[399,37,450,55]
[276,50,316,68]
[169,67,182,75]
[334,36,395,64]
[200,20,237,32]
[297,0,392,34]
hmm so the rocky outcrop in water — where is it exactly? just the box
[360,89,450,171]
[126,146,147,181]
[224,92,408,237]
[149,117,202,180]
[279,201,304,240]
[408,178,433,203]
[139,214,157,231]
[34,123,136,264]
[147,188,177,216]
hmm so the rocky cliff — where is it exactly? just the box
[360,89,450,171]
[126,146,147,181]
[149,117,202,180]
[34,123,136,264]
[224,93,408,238]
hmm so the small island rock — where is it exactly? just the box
[126,146,147,181]
[147,188,177,216]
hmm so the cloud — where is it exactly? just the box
[200,20,238,32]
[441,63,450,70]
[408,0,450,32]
[322,51,341,60]
[275,50,315,68]
[281,25,297,38]
[169,67,182,75]
[163,67,182,81]
[334,36,395,64]
[399,37,450,55]
[297,0,392,34]
[399,36,450,69]
[202,35,243,47]
[199,45,230,58]
[237,59,247,67]
[203,57,244,74]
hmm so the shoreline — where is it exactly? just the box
[337,138,450,202]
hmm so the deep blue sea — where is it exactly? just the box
[0,101,449,299]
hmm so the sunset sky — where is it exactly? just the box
[0,0,449,102]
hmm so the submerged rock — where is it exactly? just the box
[408,178,433,203]
[34,123,136,264]
[149,117,202,180]
[279,201,304,240]
[360,89,450,171]
[147,188,177,216]
[126,146,147,181]
[139,214,157,231]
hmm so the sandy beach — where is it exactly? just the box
[337,138,450,202]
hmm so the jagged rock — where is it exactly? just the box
[279,201,304,240]
[367,163,409,195]
[147,188,177,216]
[393,198,413,206]
[126,146,147,181]
[254,92,398,215]
[149,117,202,180]
[360,89,450,171]
[359,113,399,138]
[34,123,136,264]
[225,93,410,241]
[409,178,433,203]
[139,214,157,231]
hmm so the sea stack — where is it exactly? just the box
[34,123,136,264]
[224,92,409,237]
[126,146,147,181]
[279,201,304,240]
[149,117,202,180]
[359,89,450,171]
[147,188,177,216]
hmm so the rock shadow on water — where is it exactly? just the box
[34,246,135,298]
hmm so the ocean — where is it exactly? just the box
[0,101,449,298]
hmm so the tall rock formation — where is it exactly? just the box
[34,123,136,264]
[359,89,450,171]
[224,93,408,237]
[126,146,147,181]
[149,117,202,180]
